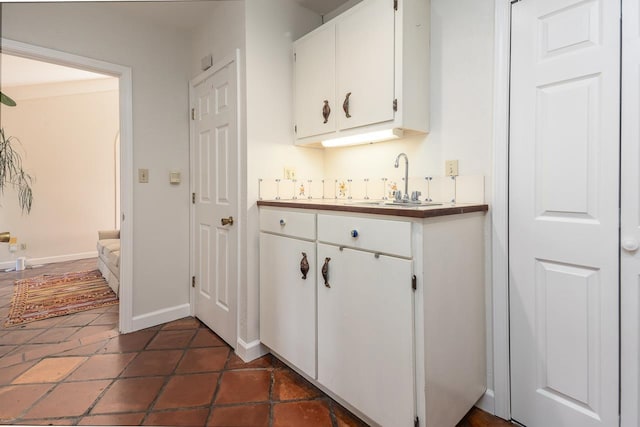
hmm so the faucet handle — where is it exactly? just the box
[394,190,403,201]
[411,191,421,201]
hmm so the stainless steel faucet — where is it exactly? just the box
[394,153,409,202]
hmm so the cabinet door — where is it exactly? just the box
[317,244,414,426]
[336,0,395,131]
[294,24,336,139]
[260,233,316,378]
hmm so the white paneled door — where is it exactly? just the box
[191,53,239,348]
[509,0,620,426]
[621,0,640,425]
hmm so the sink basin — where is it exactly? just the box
[344,200,442,208]
[384,202,443,208]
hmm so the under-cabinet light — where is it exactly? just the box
[321,128,404,148]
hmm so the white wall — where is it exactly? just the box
[190,1,246,78]
[324,0,494,180]
[1,3,193,317]
[0,80,118,265]
[322,0,497,395]
[244,0,323,344]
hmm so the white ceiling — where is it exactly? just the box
[0,54,112,88]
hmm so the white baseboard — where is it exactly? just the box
[0,251,98,270]
[131,303,191,332]
[235,337,268,362]
[475,388,495,414]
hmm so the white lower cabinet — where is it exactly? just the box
[259,232,316,378]
[259,207,487,427]
[317,243,414,427]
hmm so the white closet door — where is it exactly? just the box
[621,0,640,426]
[509,0,620,426]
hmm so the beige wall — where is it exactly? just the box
[0,81,119,265]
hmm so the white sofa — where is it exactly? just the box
[97,230,120,296]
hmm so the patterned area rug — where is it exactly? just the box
[5,269,118,327]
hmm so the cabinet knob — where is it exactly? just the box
[279,219,286,226]
[322,100,331,124]
[622,238,639,252]
[322,257,331,288]
[343,92,352,118]
[350,229,359,238]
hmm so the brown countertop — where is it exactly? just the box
[257,199,488,219]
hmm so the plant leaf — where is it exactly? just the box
[0,92,17,107]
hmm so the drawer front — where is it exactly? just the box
[260,208,316,240]
[317,214,411,257]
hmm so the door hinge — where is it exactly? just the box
[393,99,398,112]
[191,108,195,120]
[192,193,196,204]
[294,125,297,133]
[121,213,125,222]
[394,0,398,11]
[414,416,419,427]
[192,276,196,288]
[411,275,417,291]
[294,52,296,62]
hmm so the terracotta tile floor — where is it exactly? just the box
[0,259,512,426]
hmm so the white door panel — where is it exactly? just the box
[294,25,336,139]
[317,244,414,427]
[192,56,238,347]
[336,0,394,131]
[509,0,620,426]
[259,233,316,378]
[621,0,640,425]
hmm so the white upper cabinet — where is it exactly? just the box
[294,24,336,139]
[294,0,429,146]
[335,0,394,131]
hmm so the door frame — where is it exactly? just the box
[489,0,512,420]
[0,37,135,333]
[188,49,242,346]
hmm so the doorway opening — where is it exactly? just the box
[0,38,134,332]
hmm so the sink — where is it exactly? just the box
[384,202,443,208]
[344,200,442,208]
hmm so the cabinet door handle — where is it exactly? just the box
[322,257,331,288]
[300,252,310,280]
[343,92,352,118]
[322,100,331,124]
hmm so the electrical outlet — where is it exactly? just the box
[283,167,297,180]
[445,160,459,177]
[138,168,149,183]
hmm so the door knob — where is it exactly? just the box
[221,216,234,226]
[622,237,639,252]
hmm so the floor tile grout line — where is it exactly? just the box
[205,345,233,425]
[269,367,275,427]
[143,343,189,417]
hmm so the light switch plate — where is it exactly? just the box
[139,168,149,183]
[445,160,459,177]
[169,171,181,184]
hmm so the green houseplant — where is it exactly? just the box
[0,91,33,213]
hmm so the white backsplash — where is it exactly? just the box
[258,175,485,204]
